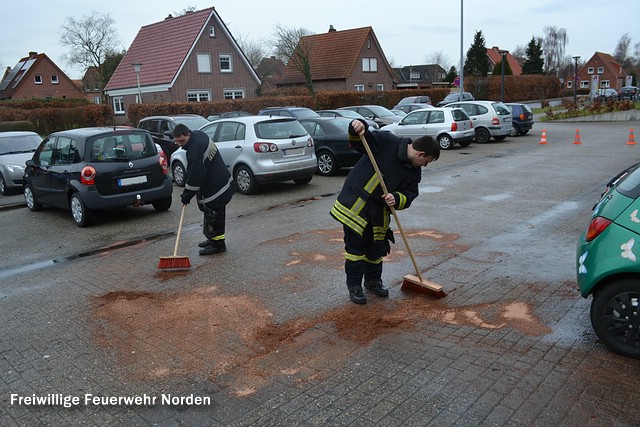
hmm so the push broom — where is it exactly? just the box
[158,204,191,269]
[359,133,446,297]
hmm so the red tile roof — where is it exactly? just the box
[104,8,214,90]
[280,27,378,84]
[486,47,522,76]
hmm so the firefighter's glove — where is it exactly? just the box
[384,228,395,255]
[181,191,194,205]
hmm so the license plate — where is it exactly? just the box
[118,175,147,186]
[284,148,303,156]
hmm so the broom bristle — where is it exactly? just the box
[157,256,191,269]
[401,274,447,297]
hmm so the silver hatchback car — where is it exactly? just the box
[170,116,317,195]
[382,107,475,150]
[444,100,512,143]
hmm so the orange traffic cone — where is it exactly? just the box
[539,129,548,144]
[627,128,636,145]
[573,128,582,145]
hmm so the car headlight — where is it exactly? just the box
[5,164,25,174]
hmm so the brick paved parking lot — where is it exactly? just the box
[1,122,640,426]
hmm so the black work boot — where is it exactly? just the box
[348,286,367,305]
[199,242,226,256]
[364,279,389,297]
[198,240,211,248]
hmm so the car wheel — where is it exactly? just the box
[24,185,43,211]
[152,196,172,211]
[522,130,530,135]
[510,124,520,137]
[172,161,186,187]
[294,176,313,185]
[437,134,453,150]
[70,193,92,227]
[317,151,337,176]
[458,139,472,148]
[590,278,640,359]
[493,136,507,142]
[475,128,491,144]
[234,165,258,195]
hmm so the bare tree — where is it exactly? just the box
[614,33,632,68]
[272,25,314,94]
[172,7,197,17]
[542,26,567,76]
[425,51,451,69]
[235,34,266,70]
[59,12,120,100]
[511,44,527,65]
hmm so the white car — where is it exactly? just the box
[170,116,317,195]
[0,131,42,195]
[444,100,512,143]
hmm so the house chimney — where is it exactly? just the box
[165,14,173,20]
[28,51,38,58]
[328,25,336,32]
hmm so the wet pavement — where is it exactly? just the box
[2,121,640,426]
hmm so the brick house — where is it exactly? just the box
[277,26,398,92]
[0,52,84,100]
[394,64,447,89]
[104,7,260,118]
[567,52,627,96]
[486,47,522,76]
[81,67,103,104]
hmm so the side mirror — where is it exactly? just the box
[163,130,173,139]
[25,159,35,167]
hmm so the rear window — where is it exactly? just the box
[615,163,640,199]
[450,109,469,121]
[492,102,511,115]
[255,120,308,139]
[90,133,156,162]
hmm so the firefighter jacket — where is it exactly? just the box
[182,129,235,206]
[330,120,421,238]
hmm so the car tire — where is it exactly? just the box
[317,151,337,176]
[294,176,313,185]
[234,165,258,195]
[458,139,472,148]
[437,134,453,150]
[24,184,43,211]
[70,193,92,227]
[590,278,640,359]
[152,196,172,211]
[510,124,520,137]
[493,136,507,142]
[522,130,530,135]
[474,128,491,144]
[0,173,8,195]
[172,161,186,187]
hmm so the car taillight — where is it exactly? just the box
[80,166,96,185]
[492,117,500,125]
[520,113,525,120]
[159,155,168,174]
[254,142,278,153]
[470,121,473,128]
[451,122,458,131]
[585,216,612,241]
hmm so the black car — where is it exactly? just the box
[23,127,173,227]
[505,103,534,136]
[137,114,210,158]
[298,117,363,176]
[437,92,474,106]
[258,107,320,119]
[316,109,379,130]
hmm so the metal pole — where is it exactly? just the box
[572,56,580,104]
[459,0,464,99]
[133,63,142,104]
[501,54,505,102]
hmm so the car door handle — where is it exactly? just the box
[235,145,241,149]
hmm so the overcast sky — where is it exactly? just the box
[1,0,638,79]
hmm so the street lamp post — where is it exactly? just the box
[499,50,507,102]
[572,56,580,104]
[132,63,142,103]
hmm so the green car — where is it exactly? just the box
[577,162,640,358]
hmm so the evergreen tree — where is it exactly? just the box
[444,66,458,83]
[463,31,490,77]
[522,36,544,75]
[492,59,513,76]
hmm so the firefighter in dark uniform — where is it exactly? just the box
[173,124,236,255]
[330,119,440,304]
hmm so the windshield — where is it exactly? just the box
[293,109,320,119]
[337,110,363,119]
[367,105,395,118]
[443,93,458,101]
[0,133,42,155]
[175,117,210,130]
[90,133,157,162]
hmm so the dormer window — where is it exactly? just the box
[209,26,215,37]
[34,75,42,85]
[51,75,59,84]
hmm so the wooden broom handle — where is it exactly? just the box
[358,133,424,281]
[173,204,187,256]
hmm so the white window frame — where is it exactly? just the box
[223,89,245,99]
[354,84,364,91]
[587,67,594,74]
[197,53,212,73]
[209,26,215,37]
[92,96,101,104]
[601,80,611,88]
[113,97,124,115]
[219,54,232,72]
[187,90,211,102]
[362,58,377,72]
[580,80,589,88]
[34,75,42,85]
[567,80,573,89]
[597,67,604,74]
[376,84,384,91]
[51,75,59,84]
